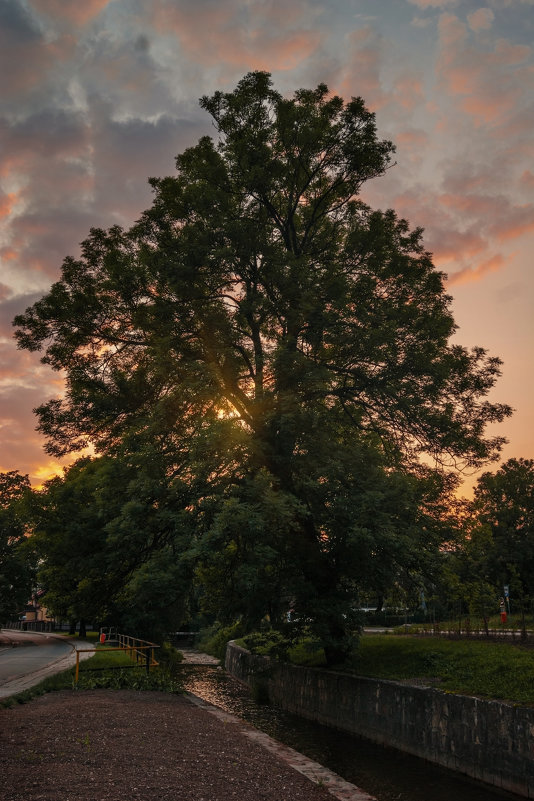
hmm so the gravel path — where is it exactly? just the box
[0,690,339,801]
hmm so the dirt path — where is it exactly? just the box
[0,690,342,801]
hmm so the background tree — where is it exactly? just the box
[472,458,534,632]
[30,454,195,638]
[0,471,34,623]
[14,73,511,662]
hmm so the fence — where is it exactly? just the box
[74,633,159,684]
[410,621,533,644]
[2,620,54,632]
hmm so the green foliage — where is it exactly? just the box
[434,459,534,629]
[157,641,184,671]
[239,630,327,667]
[0,471,34,622]
[287,640,327,667]
[74,668,182,693]
[196,621,246,661]
[242,630,292,660]
[28,454,195,638]
[474,458,534,607]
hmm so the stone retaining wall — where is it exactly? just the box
[225,642,534,798]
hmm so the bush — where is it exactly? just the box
[75,667,183,692]
[157,642,184,671]
[196,621,246,661]
[288,639,326,667]
[242,630,291,660]
[237,630,327,666]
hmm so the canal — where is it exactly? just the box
[176,663,523,801]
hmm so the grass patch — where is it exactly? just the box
[78,644,134,672]
[355,635,534,705]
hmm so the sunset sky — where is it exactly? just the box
[0,0,532,494]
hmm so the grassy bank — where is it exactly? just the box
[355,635,534,704]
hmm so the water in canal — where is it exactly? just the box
[176,663,522,801]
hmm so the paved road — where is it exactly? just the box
[0,631,92,698]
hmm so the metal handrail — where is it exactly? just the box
[74,636,159,684]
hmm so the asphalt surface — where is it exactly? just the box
[0,630,93,698]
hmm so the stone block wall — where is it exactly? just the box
[226,642,534,798]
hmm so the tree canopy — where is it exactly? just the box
[0,471,34,622]
[14,72,511,660]
[473,458,534,610]
[27,454,194,640]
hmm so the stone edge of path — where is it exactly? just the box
[0,631,94,699]
[186,692,377,801]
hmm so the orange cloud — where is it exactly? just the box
[437,13,532,126]
[467,8,495,32]
[407,0,459,7]
[0,192,19,219]
[335,27,387,112]
[28,0,111,27]
[392,74,424,111]
[0,247,20,263]
[491,212,534,243]
[431,229,487,262]
[446,252,506,286]
[391,129,429,167]
[520,170,534,190]
[150,0,322,72]
[437,192,534,244]
[395,128,429,150]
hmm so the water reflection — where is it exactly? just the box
[176,664,522,801]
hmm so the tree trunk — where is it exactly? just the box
[323,620,350,667]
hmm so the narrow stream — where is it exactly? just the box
[175,663,523,801]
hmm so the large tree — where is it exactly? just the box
[14,73,510,661]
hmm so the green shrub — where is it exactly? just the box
[236,631,327,666]
[242,630,291,660]
[288,639,327,667]
[196,621,245,660]
[157,642,184,671]
[75,667,182,693]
